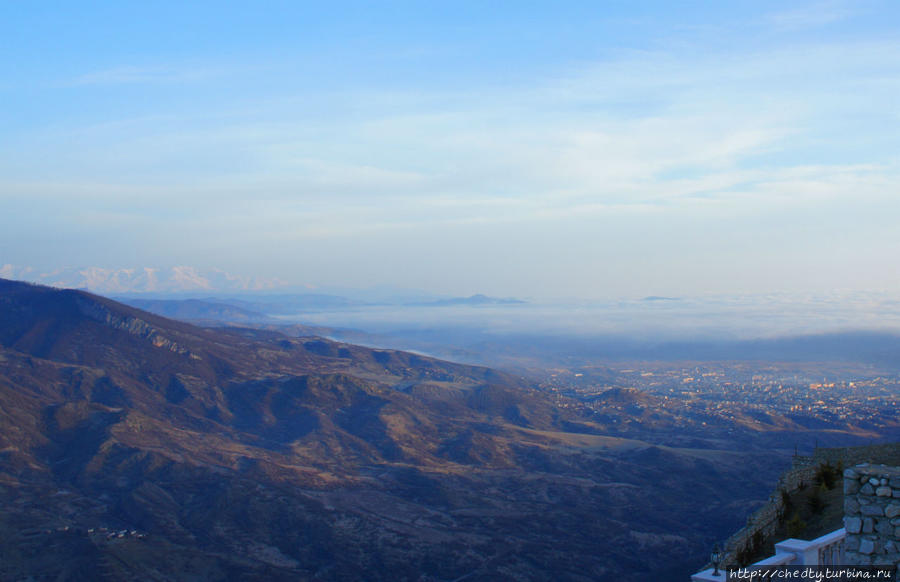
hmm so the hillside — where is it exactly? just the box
[0,278,785,581]
[113,297,273,324]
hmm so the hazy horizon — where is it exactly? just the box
[8,263,900,343]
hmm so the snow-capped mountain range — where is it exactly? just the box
[0,265,289,294]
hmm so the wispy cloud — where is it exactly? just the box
[72,64,226,86]
[5,19,900,297]
[8,37,899,211]
[768,1,855,31]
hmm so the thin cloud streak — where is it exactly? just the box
[767,1,856,31]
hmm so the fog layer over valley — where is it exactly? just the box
[281,292,900,337]
[234,292,900,368]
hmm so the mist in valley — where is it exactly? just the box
[250,291,900,368]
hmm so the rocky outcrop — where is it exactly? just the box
[75,295,192,356]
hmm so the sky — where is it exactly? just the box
[2,1,900,300]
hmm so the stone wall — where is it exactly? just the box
[815,444,900,469]
[719,455,818,567]
[715,444,900,569]
[843,464,900,566]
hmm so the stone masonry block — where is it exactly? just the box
[859,538,876,555]
[861,504,884,516]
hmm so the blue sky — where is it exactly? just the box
[2,1,900,299]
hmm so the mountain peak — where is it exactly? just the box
[0,265,290,294]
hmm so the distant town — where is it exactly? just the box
[537,362,900,440]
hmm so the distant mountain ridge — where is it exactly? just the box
[115,298,273,323]
[0,266,523,309]
[0,264,290,293]
[416,293,526,306]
